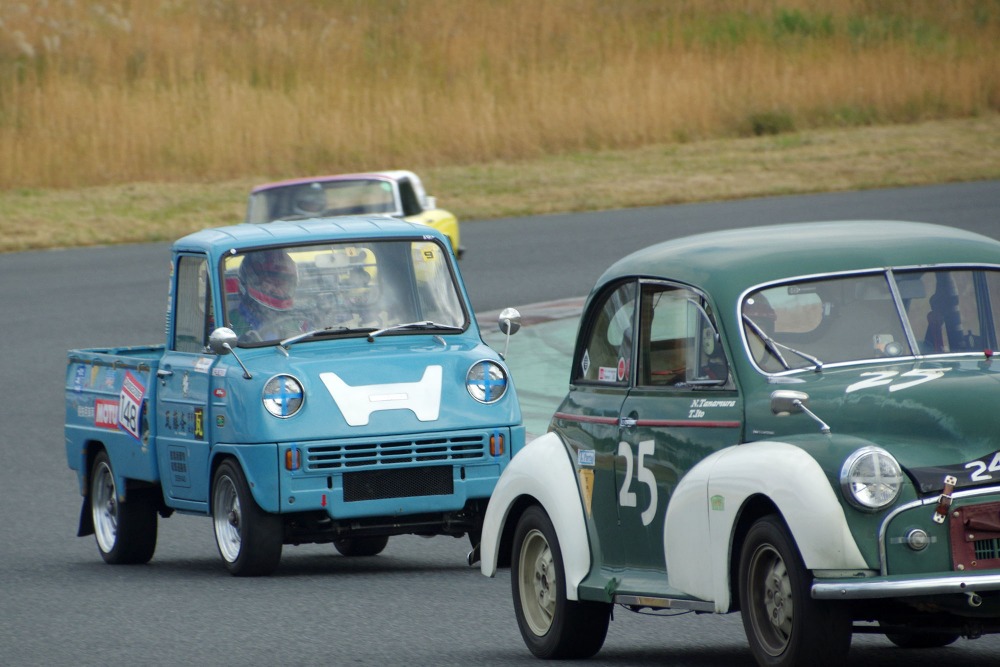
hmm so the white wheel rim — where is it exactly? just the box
[91,460,118,554]
[213,474,242,563]
[518,528,556,636]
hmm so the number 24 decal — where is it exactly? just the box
[967,452,1000,482]
[845,368,950,394]
[618,440,658,526]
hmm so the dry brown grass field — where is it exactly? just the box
[0,0,998,252]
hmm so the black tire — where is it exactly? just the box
[739,515,852,667]
[511,505,611,659]
[211,460,283,576]
[333,535,390,557]
[883,626,960,649]
[90,450,157,564]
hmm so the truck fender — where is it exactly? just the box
[210,444,281,514]
[480,432,590,601]
[664,440,867,612]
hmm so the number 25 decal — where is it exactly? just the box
[618,440,658,526]
[845,368,950,394]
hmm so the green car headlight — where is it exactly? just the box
[840,446,904,511]
[262,374,304,418]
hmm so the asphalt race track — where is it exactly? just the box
[2,181,999,666]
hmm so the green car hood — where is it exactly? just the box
[747,357,1000,493]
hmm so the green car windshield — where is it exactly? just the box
[742,268,1000,372]
[222,239,466,345]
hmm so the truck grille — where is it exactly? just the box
[304,434,486,472]
[343,466,453,502]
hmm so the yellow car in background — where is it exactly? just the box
[246,170,463,259]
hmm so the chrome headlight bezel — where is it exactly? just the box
[262,374,304,418]
[839,446,904,512]
[466,360,508,404]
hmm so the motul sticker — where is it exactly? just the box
[95,399,119,429]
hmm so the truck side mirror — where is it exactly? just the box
[209,327,252,379]
[209,327,239,355]
[498,308,521,336]
[497,307,521,361]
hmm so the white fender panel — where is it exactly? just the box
[480,432,590,601]
[665,441,868,611]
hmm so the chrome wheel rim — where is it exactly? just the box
[213,474,242,563]
[91,460,118,554]
[747,543,793,656]
[518,528,556,636]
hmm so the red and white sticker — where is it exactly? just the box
[95,399,119,429]
[118,371,146,440]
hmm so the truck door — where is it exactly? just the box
[156,253,217,508]
[617,281,742,573]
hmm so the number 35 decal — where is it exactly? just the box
[618,440,658,526]
[846,368,950,394]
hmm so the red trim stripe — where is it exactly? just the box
[552,412,618,425]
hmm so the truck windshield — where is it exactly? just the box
[742,268,1000,372]
[222,239,466,345]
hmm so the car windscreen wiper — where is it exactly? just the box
[742,314,824,371]
[367,321,464,342]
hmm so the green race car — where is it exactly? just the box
[478,220,1000,666]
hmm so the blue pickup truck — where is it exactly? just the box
[65,217,524,575]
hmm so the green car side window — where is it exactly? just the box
[576,282,636,384]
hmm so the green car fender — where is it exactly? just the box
[665,440,868,612]
[479,431,591,601]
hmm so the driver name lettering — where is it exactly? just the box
[689,399,736,408]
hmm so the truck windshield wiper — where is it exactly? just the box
[279,326,376,351]
[367,321,464,342]
[742,314,824,371]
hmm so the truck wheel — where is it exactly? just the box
[739,515,851,667]
[511,505,611,659]
[212,460,282,576]
[90,450,157,564]
[333,536,389,557]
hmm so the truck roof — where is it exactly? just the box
[172,216,446,255]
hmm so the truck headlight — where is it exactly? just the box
[840,446,903,511]
[262,374,304,418]
[466,360,508,404]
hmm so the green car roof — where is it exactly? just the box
[596,220,1000,307]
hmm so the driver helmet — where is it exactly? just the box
[293,183,327,216]
[239,249,298,311]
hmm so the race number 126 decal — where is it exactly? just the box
[618,440,658,526]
